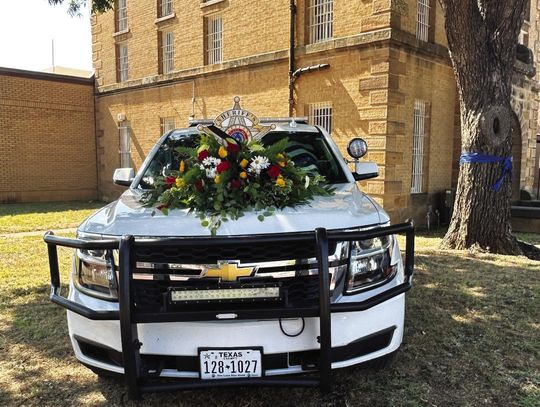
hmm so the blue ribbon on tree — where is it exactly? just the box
[459,153,512,192]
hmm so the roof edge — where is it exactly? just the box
[0,66,95,85]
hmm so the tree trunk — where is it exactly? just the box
[438,0,528,254]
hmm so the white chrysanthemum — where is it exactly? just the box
[202,157,221,167]
[206,168,217,179]
[251,156,269,169]
[249,156,269,175]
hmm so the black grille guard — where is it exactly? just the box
[44,220,415,398]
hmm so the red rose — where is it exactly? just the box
[226,142,241,154]
[195,179,205,191]
[267,165,281,179]
[165,176,176,187]
[156,204,169,210]
[198,150,209,161]
[224,137,241,153]
[230,179,241,189]
[216,161,230,174]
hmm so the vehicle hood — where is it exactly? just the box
[79,184,389,237]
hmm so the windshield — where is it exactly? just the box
[139,129,349,188]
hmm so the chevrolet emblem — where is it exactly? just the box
[205,261,254,281]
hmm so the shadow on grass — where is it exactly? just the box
[1,251,539,407]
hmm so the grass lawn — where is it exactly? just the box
[0,201,104,234]
[0,204,538,406]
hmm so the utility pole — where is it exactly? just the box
[51,39,55,73]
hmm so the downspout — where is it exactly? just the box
[288,0,296,117]
[92,77,100,201]
[190,79,196,120]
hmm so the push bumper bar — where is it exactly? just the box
[44,221,415,398]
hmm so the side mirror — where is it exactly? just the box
[353,162,379,181]
[113,168,135,186]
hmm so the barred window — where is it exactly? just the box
[160,117,176,133]
[205,15,223,64]
[119,121,131,168]
[115,0,128,32]
[416,0,430,42]
[116,43,128,82]
[160,31,174,74]
[307,102,332,134]
[308,0,333,44]
[158,0,173,18]
[411,100,430,194]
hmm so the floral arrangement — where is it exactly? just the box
[142,132,334,234]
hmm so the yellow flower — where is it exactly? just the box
[276,176,286,188]
[239,171,248,180]
[179,160,185,173]
[276,153,287,167]
[218,146,228,158]
[175,177,185,188]
[215,175,222,184]
[240,159,249,168]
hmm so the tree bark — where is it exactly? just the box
[439,0,528,254]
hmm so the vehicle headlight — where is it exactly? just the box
[74,249,118,300]
[346,235,397,294]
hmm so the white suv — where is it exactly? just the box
[44,117,414,399]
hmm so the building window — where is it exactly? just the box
[308,0,333,44]
[416,0,430,42]
[119,121,131,168]
[116,43,128,82]
[411,100,430,194]
[158,0,173,18]
[115,0,128,32]
[159,31,174,74]
[307,102,332,134]
[205,15,223,64]
[161,117,176,133]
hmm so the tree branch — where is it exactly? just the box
[48,0,113,15]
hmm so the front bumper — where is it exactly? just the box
[68,290,405,378]
[44,221,415,398]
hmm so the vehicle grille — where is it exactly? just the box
[133,275,321,313]
[129,240,346,314]
[133,241,337,264]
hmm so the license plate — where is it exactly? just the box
[199,349,262,379]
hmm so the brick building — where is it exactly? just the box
[91,0,540,222]
[0,68,97,203]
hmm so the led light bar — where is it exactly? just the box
[170,286,280,302]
